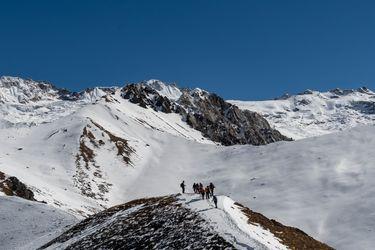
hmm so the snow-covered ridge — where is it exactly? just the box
[122,82,290,145]
[230,87,375,139]
[39,194,332,249]
[0,76,112,104]
[0,76,60,104]
[0,76,112,127]
[144,79,182,100]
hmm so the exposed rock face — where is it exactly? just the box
[0,171,35,201]
[351,101,375,114]
[121,83,291,146]
[40,195,234,249]
[121,84,173,113]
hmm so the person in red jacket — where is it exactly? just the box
[200,187,205,199]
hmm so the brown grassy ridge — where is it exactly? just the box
[234,202,334,250]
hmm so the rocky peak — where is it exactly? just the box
[121,81,291,146]
[329,87,374,96]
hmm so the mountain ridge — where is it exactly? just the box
[39,194,333,250]
[1,75,375,249]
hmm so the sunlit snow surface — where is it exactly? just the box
[1,80,375,249]
[182,194,287,250]
[230,88,375,139]
[0,196,77,250]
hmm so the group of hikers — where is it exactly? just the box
[180,181,218,208]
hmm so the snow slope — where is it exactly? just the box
[1,78,375,249]
[230,88,375,139]
[144,79,182,100]
[0,90,215,215]
[112,124,375,250]
[182,194,288,249]
[1,97,374,249]
[0,196,77,250]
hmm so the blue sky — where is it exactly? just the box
[1,0,375,100]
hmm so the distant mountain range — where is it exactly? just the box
[231,87,375,139]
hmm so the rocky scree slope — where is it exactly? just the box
[40,194,333,250]
[121,81,291,145]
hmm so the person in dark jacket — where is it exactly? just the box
[212,195,218,208]
[205,186,210,199]
[209,182,215,196]
[180,181,186,193]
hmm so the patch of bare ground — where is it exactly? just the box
[74,120,135,201]
[39,195,235,249]
[234,202,334,250]
[90,119,135,165]
[74,126,108,201]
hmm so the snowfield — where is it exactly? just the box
[230,88,375,139]
[0,196,77,250]
[1,77,375,249]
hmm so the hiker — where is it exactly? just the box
[205,186,210,199]
[193,183,197,193]
[200,187,205,199]
[209,182,215,196]
[212,195,218,208]
[199,183,203,190]
[180,181,186,194]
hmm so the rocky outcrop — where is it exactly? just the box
[121,83,291,146]
[351,101,375,114]
[0,171,35,201]
[121,84,174,113]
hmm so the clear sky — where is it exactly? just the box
[1,0,375,100]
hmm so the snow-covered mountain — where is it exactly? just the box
[230,87,375,139]
[0,76,111,128]
[1,76,375,249]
